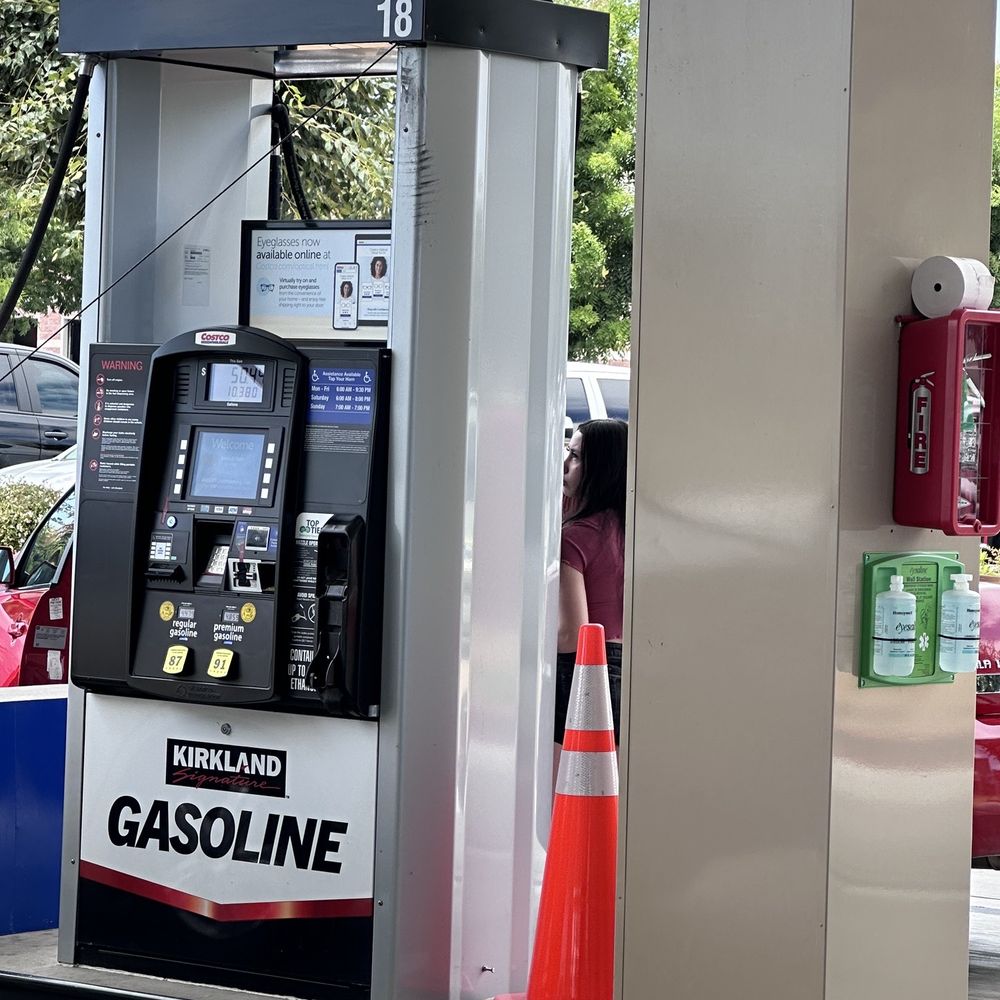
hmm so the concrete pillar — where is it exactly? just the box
[622,1,995,998]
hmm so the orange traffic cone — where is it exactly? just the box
[493,623,619,1000]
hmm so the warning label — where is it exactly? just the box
[287,512,325,698]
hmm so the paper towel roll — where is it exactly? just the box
[911,256,995,318]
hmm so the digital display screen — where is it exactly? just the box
[208,363,265,404]
[308,366,375,426]
[355,235,391,324]
[188,430,265,501]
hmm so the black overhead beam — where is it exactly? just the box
[59,0,609,71]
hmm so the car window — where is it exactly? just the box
[0,357,19,413]
[17,490,75,588]
[597,377,630,421]
[25,358,78,415]
[566,377,590,424]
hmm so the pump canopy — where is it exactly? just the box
[59,0,609,73]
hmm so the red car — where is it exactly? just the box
[0,488,74,687]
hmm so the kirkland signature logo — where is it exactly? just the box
[166,739,286,797]
[194,331,237,347]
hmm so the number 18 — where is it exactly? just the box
[377,0,414,38]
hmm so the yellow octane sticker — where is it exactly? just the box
[208,648,234,679]
[163,645,188,675]
[240,603,256,623]
[159,601,175,622]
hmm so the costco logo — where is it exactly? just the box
[194,331,237,347]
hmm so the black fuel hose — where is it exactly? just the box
[0,56,97,338]
[271,101,313,221]
[267,112,282,220]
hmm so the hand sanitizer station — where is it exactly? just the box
[56,3,608,998]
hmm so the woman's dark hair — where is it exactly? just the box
[567,418,627,527]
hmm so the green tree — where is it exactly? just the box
[567,0,638,359]
[277,77,395,220]
[0,0,84,338]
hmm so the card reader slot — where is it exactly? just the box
[146,565,184,582]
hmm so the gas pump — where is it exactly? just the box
[57,3,608,999]
[75,326,389,715]
[72,326,390,994]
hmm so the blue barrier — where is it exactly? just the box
[0,689,67,935]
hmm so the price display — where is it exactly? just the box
[208,363,265,404]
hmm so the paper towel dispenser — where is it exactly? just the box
[893,308,1000,535]
[910,256,995,319]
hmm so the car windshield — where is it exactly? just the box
[16,490,75,588]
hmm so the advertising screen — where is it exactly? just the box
[241,221,391,341]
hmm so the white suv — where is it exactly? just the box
[566,362,630,430]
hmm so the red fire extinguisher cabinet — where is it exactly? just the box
[893,308,1000,536]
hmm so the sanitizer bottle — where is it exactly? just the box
[873,575,916,676]
[938,573,980,673]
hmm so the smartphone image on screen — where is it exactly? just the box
[354,233,391,324]
[333,262,360,330]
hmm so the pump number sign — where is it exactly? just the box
[62,0,427,51]
[376,0,418,38]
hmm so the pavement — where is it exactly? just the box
[3,885,1000,999]
[0,929,287,999]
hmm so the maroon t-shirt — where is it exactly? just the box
[561,509,625,639]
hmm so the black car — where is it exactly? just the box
[0,346,78,467]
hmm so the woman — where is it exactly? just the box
[556,418,627,745]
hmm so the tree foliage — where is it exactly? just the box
[566,0,638,359]
[277,76,395,221]
[0,0,84,337]
[0,481,59,550]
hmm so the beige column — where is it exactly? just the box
[621,1,995,998]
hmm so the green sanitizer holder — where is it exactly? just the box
[859,551,965,688]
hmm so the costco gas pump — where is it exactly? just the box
[72,326,389,993]
[57,3,608,999]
